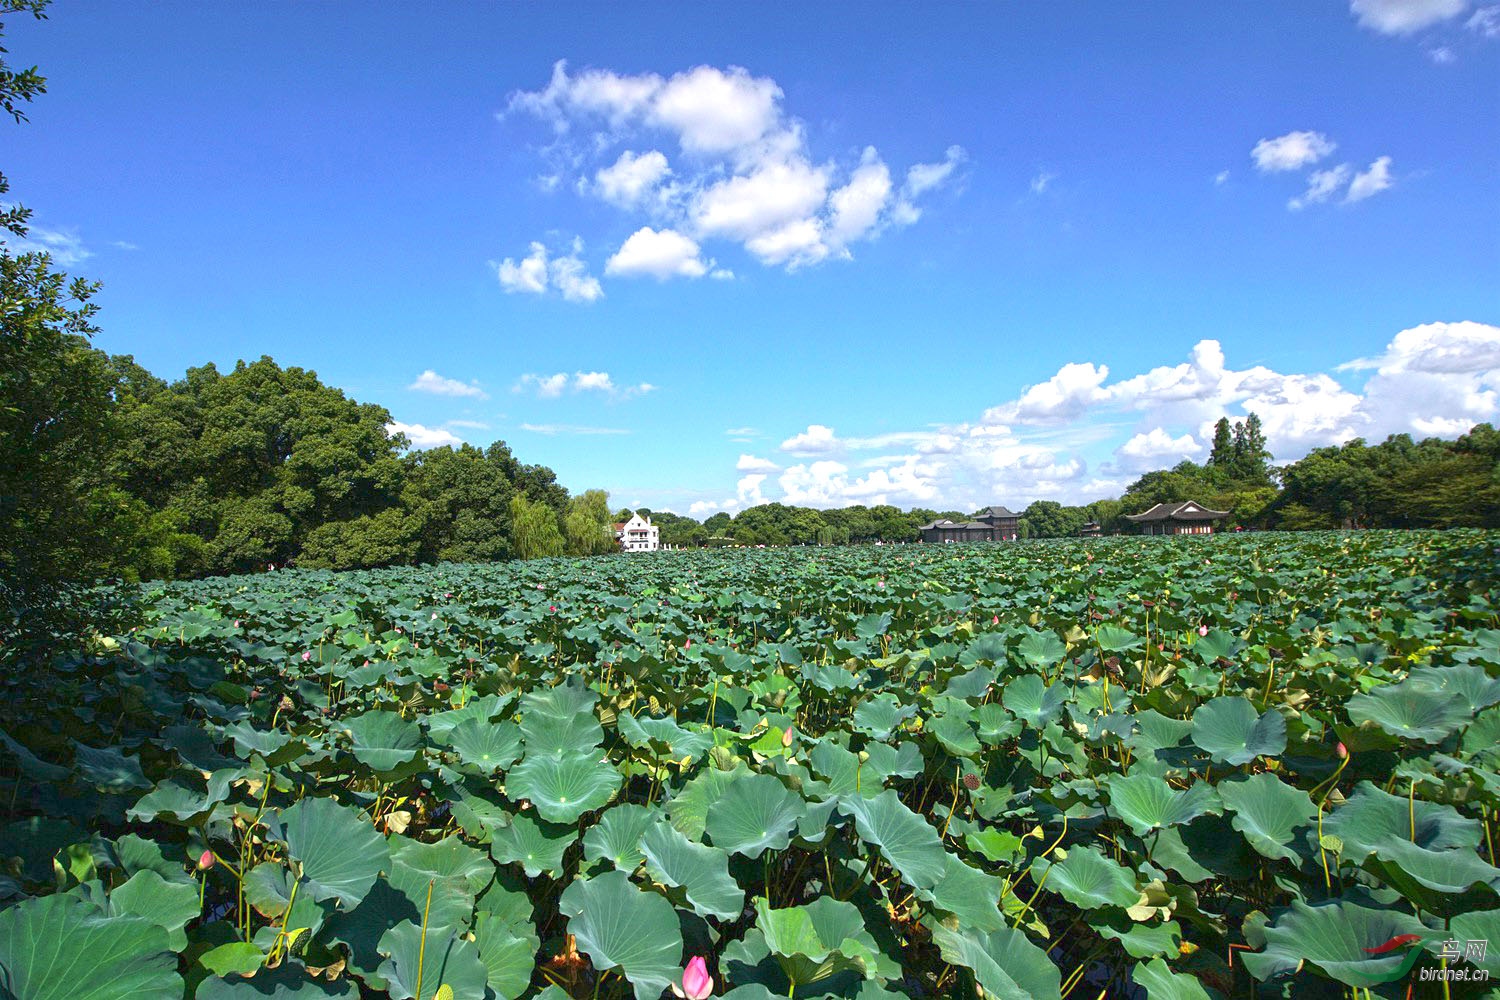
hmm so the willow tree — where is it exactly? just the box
[565,489,616,555]
[510,494,564,560]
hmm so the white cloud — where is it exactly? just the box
[520,423,631,435]
[505,62,962,276]
[1351,0,1468,34]
[515,370,655,399]
[409,370,488,398]
[1288,164,1353,210]
[495,239,603,302]
[725,426,759,436]
[1428,44,1458,61]
[1214,170,1231,185]
[1470,5,1500,35]
[593,149,672,208]
[1345,156,1394,202]
[516,372,570,398]
[7,225,93,267]
[737,473,768,507]
[573,371,615,393]
[605,226,709,279]
[986,362,1111,426]
[780,424,842,455]
[1252,130,1337,172]
[688,500,719,515]
[446,419,490,430]
[1030,171,1056,194]
[1116,428,1201,469]
[736,453,780,473]
[386,421,463,450]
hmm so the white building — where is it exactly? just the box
[614,512,660,552]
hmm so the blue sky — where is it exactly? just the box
[6,1,1498,514]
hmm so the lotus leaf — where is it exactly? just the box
[559,870,684,1000]
[1190,697,1286,765]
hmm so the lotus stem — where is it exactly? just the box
[416,877,434,1000]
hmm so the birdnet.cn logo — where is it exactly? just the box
[1363,934,1491,986]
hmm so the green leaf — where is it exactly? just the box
[507,750,620,824]
[617,714,714,763]
[1017,629,1066,669]
[840,789,949,890]
[0,893,182,1000]
[755,896,886,991]
[442,718,522,774]
[489,813,573,878]
[1036,846,1138,910]
[928,923,1061,1000]
[376,920,490,1000]
[1002,675,1068,728]
[559,870,684,1000]
[197,942,265,977]
[851,695,915,740]
[1346,684,1471,744]
[72,741,152,792]
[340,710,424,772]
[1106,773,1220,837]
[474,910,539,1000]
[705,772,805,859]
[1239,899,1426,988]
[914,853,1006,932]
[1132,957,1219,999]
[582,803,655,870]
[195,960,358,998]
[267,798,389,907]
[1218,773,1317,863]
[108,868,201,950]
[639,821,744,921]
[1190,697,1286,765]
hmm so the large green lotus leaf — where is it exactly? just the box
[944,664,997,700]
[196,941,265,978]
[1370,837,1500,897]
[840,790,949,890]
[474,909,539,1000]
[667,764,746,840]
[242,864,337,948]
[0,727,68,781]
[196,961,358,998]
[852,694,915,740]
[519,681,603,753]
[1324,781,1482,860]
[1448,909,1500,977]
[389,834,494,896]
[617,713,714,763]
[1239,899,1426,988]
[1095,914,1181,959]
[112,833,193,886]
[754,896,885,990]
[339,710,424,772]
[0,817,85,882]
[1095,624,1143,653]
[324,878,418,983]
[1191,629,1241,665]
[639,820,744,920]
[425,693,516,741]
[559,870,683,1000]
[1127,711,1195,754]
[1190,698,1286,765]
[859,741,924,782]
[807,741,861,798]
[975,703,1022,746]
[375,920,490,1000]
[1218,773,1318,863]
[1131,956,1221,999]
[705,773,805,858]
[1411,663,1500,713]
[1002,675,1068,728]
[507,750,620,824]
[0,893,182,1000]
[1036,846,1138,910]
[913,852,1005,932]
[1107,773,1220,837]
[929,713,982,757]
[489,813,573,878]
[72,741,152,792]
[1017,629,1067,669]
[443,718,522,774]
[1345,685,1470,744]
[107,869,200,950]
[582,803,655,870]
[1149,817,1254,882]
[385,862,475,934]
[928,923,1061,1000]
[267,798,389,907]
[127,771,235,824]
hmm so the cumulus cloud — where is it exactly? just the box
[605,227,710,279]
[1029,171,1056,194]
[409,370,488,398]
[506,61,963,277]
[780,424,842,456]
[386,421,463,450]
[1346,156,1394,202]
[1288,164,1353,210]
[736,453,780,473]
[519,423,631,435]
[516,372,570,398]
[1252,130,1337,172]
[1350,0,1468,34]
[719,323,1499,511]
[515,370,656,400]
[494,239,603,302]
[1470,5,1500,35]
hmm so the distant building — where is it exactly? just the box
[973,505,1021,540]
[614,512,660,552]
[1079,521,1102,537]
[1123,500,1229,536]
[918,506,1020,543]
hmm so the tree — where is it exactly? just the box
[1020,500,1086,539]
[509,494,564,559]
[565,489,616,555]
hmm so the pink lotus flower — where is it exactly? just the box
[197,849,214,870]
[536,584,545,591]
[233,620,241,628]
[549,605,556,613]
[1336,742,1348,759]
[684,639,692,649]
[301,651,312,662]
[992,616,999,625]
[1198,625,1209,637]
[673,957,714,1000]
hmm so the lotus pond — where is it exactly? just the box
[4,531,1500,999]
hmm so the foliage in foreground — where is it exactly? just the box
[3,531,1500,998]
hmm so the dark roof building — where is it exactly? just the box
[918,507,1020,543]
[1079,521,1102,537]
[971,505,1020,540]
[1123,500,1229,536]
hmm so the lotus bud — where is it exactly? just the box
[197,849,214,870]
[1336,742,1348,759]
[673,956,714,1000]
[782,727,794,748]
[1197,625,1209,637]
[684,639,692,649]
[301,651,312,662]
